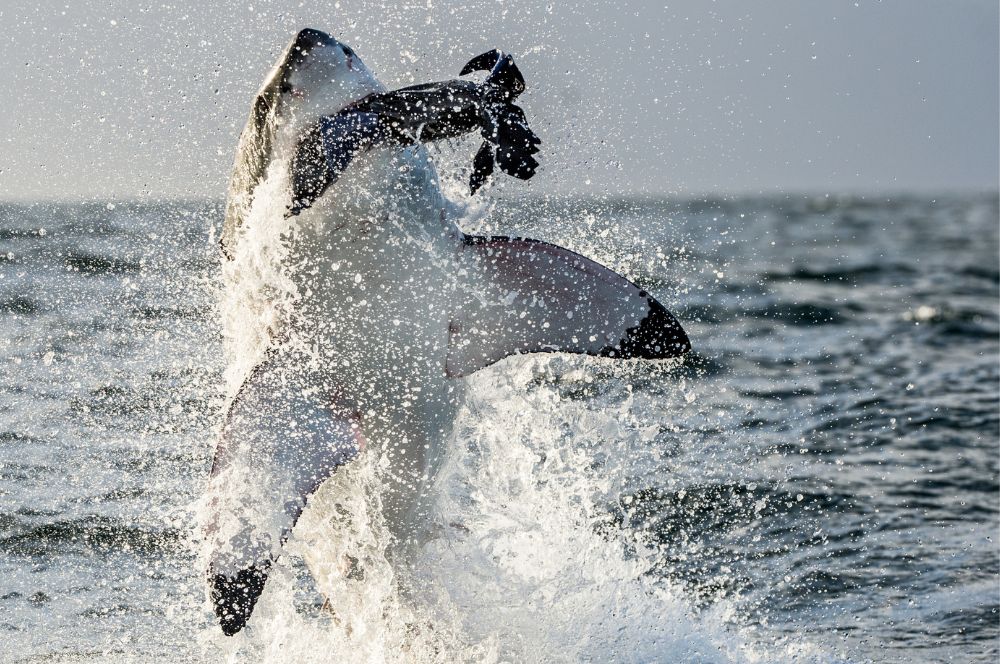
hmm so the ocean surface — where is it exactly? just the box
[0,192,997,663]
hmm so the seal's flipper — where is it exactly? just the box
[490,105,540,181]
[469,141,495,195]
[204,355,362,635]
[460,50,538,190]
[288,111,387,216]
[460,49,504,76]
[460,50,526,101]
[447,236,690,377]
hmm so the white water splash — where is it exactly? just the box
[194,347,836,662]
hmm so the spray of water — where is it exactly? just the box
[191,167,835,661]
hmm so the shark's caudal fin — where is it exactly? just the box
[204,353,362,635]
[446,236,690,377]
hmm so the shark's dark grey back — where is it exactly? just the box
[221,53,290,259]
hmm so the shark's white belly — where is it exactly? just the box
[282,145,464,528]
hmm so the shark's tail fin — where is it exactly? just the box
[461,50,541,194]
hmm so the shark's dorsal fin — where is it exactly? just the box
[446,236,690,377]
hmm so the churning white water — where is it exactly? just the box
[204,355,827,663]
[194,161,833,662]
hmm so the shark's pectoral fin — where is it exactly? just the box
[204,354,362,635]
[446,235,691,377]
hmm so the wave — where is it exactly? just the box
[0,516,182,556]
[63,251,143,275]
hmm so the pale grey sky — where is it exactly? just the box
[1,0,997,200]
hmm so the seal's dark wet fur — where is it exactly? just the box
[288,50,540,216]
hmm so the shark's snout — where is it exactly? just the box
[280,28,363,101]
[286,28,343,70]
[295,28,338,51]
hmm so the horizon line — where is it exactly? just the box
[0,186,997,207]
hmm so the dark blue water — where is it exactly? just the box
[0,193,996,662]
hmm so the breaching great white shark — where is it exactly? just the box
[204,28,691,636]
